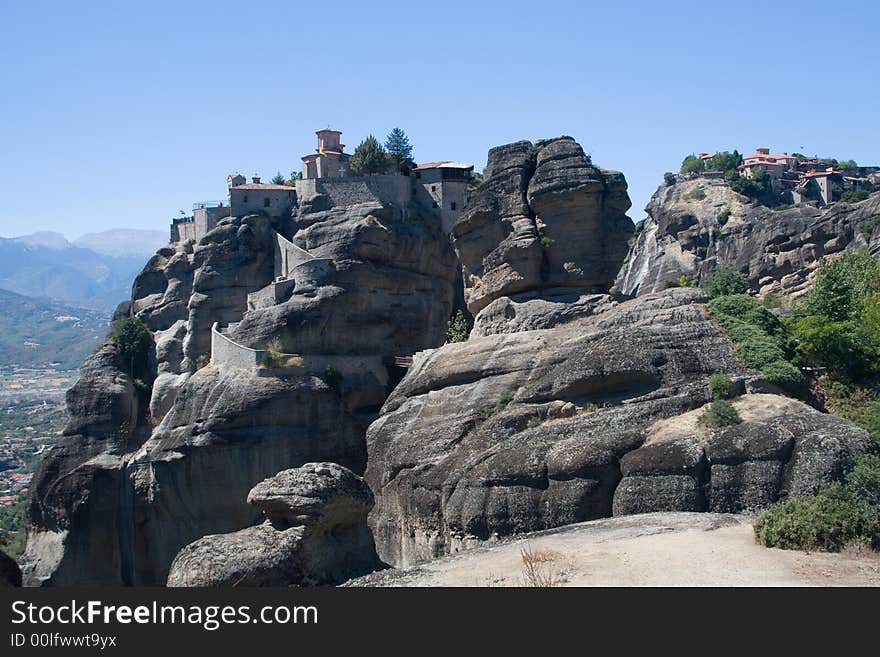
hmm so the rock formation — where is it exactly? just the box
[25,190,456,586]
[23,135,878,586]
[616,176,880,298]
[167,463,382,586]
[452,138,633,316]
[0,549,21,587]
[363,140,876,569]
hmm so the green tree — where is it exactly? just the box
[837,159,858,171]
[704,151,742,174]
[664,172,677,186]
[680,154,705,175]
[110,317,151,378]
[385,128,414,173]
[270,171,286,185]
[704,266,749,298]
[350,135,391,175]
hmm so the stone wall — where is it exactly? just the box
[296,175,411,209]
[194,206,231,237]
[275,232,314,279]
[210,322,387,385]
[170,219,197,243]
[229,187,296,218]
[210,323,265,370]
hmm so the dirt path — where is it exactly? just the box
[351,513,880,587]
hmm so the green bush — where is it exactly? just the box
[717,207,731,225]
[697,399,742,428]
[761,360,807,396]
[110,317,151,377]
[754,454,880,551]
[709,373,735,400]
[704,267,749,298]
[842,189,870,204]
[322,366,343,393]
[446,310,470,343]
[735,336,787,370]
[480,391,514,420]
[664,172,676,186]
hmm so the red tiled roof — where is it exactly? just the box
[414,161,474,170]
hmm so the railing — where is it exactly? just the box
[193,200,226,210]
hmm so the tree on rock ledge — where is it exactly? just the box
[385,127,414,173]
[350,135,391,175]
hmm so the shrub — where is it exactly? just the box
[709,373,735,400]
[754,454,880,551]
[704,267,749,298]
[842,190,870,203]
[322,366,343,393]
[735,336,787,370]
[697,399,742,428]
[717,207,731,225]
[684,188,706,201]
[762,293,783,309]
[664,172,677,186]
[110,317,151,377]
[539,236,555,248]
[446,310,470,343]
[863,402,880,442]
[479,391,514,420]
[761,360,807,396]
[527,415,542,429]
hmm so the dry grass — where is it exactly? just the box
[520,544,566,587]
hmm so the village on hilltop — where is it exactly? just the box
[679,146,880,206]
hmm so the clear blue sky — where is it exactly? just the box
[2,0,878,238]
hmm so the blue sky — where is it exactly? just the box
[1,0,878,238]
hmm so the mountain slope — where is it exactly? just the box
[73,229,167,258]
[0,234,155,311]
[0,288,108,369]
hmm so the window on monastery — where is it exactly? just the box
[264,197,271,207]
[431,185,436,192]
[243,195,248,203]
[432,201,438,208]
[450,202,457,210]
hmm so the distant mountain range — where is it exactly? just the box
[0,288,109,369]
[0,229,166,312]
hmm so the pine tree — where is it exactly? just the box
[385,128,413,173]
[270,171,286,185]
[350,135,390,175]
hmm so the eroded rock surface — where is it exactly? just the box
[25,191,456,586]
[167,463,382,587]
[452,138,633,315]
[616,177,880,299]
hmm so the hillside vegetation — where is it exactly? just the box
[0,288,108,369]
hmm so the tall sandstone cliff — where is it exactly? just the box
[24,196,456,586]
[615,176,880,298]
[22,138,878,585]
[364,142,875,568]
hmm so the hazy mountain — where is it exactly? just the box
[74,228,167,258]
[0,288,108,369]
[0,230,165,311]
